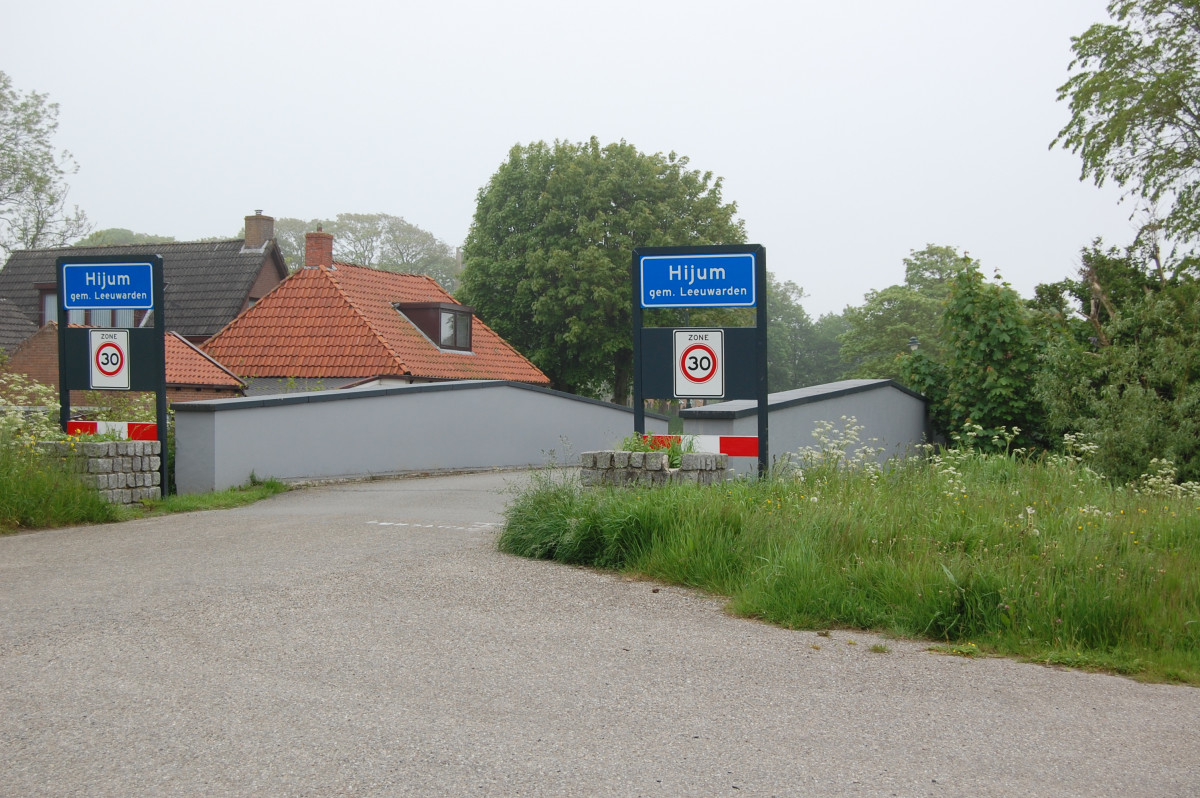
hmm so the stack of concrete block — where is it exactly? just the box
[40,440,162,504]
[579,450,728,486]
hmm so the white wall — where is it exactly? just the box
[173,380,667,493]
[681,380,929,474]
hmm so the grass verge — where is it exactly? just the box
[0,433,290,533]
[126,476,290,518]
[0,435,120,531]
[498,446,1200,684]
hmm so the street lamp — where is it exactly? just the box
[908,336,920,352]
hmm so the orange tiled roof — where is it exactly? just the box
[202,264,549,385]
[165,332,245,388]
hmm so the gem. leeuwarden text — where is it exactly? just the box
[646,263,749,301]
[69,270,149,304]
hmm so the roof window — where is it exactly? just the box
[395,302,473,352]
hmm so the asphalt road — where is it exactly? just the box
[2,471,1198,797]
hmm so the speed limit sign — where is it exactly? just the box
[674,329,724,398]
[89,329,130,390]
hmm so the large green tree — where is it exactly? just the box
[839,245,974,379]
[897,264,1044,446]
[273,213,460,289]
[1053,0,1200,243]
[0,70,90,255]
[458,138,745,401]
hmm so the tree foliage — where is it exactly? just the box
[73,228,176,247]
[939,266,1042,444]
[0,71,90,256]
[1053,0,1200,242]
[1035,240,1200,481]
[458,138,745,401]
[273,213,460,289]
[765,277,845,391]
[897,265,1043,446]
[839,245,974,379]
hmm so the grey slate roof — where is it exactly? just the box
[0,240,287,340]
[0,296,38,355]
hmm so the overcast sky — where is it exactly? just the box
[8,0,1135,317]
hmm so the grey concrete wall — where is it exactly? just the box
[173,380,667,493]
[681,380,928,474]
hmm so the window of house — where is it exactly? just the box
[38,289,142,327]
[41,292,56,326]
[439,307,471,350]
[395,302,474,352]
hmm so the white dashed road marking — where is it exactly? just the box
[367,520,499,531]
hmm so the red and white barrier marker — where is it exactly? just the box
[67,421,158,441]
[644,434,758,458]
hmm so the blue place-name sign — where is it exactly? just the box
[61,262,155,310]
[640,252,757,308]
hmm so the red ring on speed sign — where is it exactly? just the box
[680,343,718,383]
[95,342,124,377]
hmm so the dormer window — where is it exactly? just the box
[395,301,474,352]
[439,307,471,349]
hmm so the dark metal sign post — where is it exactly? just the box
[56,255,169,495]
[632,244,769,476]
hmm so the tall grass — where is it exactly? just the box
[0,433,119,531]
[499,426,1200,683]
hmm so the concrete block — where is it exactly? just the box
[594,452,614,469]
[697,469,728,485]
[681,452,720,471]
[629,451,644,468]
[88,458,113,474]
[613,451,631,468]
[643,453,668,472]
[579,452,596,468]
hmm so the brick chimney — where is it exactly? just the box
[305,227,334,268]
[243,210,274,249]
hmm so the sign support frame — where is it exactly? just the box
[56,255,169,496]
[632,244,768,476]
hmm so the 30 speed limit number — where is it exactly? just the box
[89,329,130,390]
[673,329,724,398]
